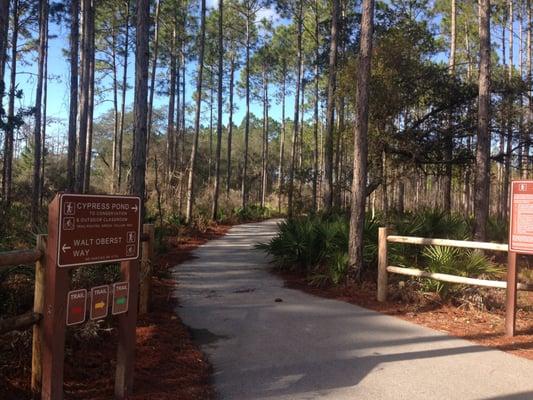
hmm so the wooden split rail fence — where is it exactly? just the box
[0,223,155,395]
[377,227,528,337]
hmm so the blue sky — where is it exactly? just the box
[6,1,527,150]
[8,1,289,151]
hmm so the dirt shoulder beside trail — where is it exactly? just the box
[1,224,229,400]
[277,271,533,361]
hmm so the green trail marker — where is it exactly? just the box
[112,281,129,315]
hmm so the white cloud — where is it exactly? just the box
[257,6,281,24]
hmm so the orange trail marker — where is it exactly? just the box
[90,285,110,320]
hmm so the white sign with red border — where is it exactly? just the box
[509,180,533,254]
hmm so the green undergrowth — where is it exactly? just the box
[259,209,506,296]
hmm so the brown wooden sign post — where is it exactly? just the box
[41,193,141,400]
[506,180,533,337]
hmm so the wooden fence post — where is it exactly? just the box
[31,235,46,397]
[377,227,388,302]
[139,224,155,315]
[505,251,518,337]
[41,196,69,400]
[115,259,140,399]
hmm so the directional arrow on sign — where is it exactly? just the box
[95,301,106,310]
[62,243,71,253]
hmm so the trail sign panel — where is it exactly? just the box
[112,282,129,315]
[57,194,141,267]
[66,289,87,326]
[90,285,110,320]
[509,180,533,254]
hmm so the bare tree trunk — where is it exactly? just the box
[118,0,130,192]
[83,0,95,193]
[323,0,339,213]
[75,0,90,193]
[111,11,119,192]
[0,0,9,198]
[242,12,251,208]
[298,78,306,204]
[209,80,214,182]
[518,1,524,176]
[31,0,48,224]
[348,0,374,277]
[502,0,513,221]
[260,68,268,207]
[226,58,235,194]
[277,63,286,212]
[40,17,49,205]
[212,0,224,220]
[2,0,18,206]
[130,0,150,207]
[0,0,8,110]
[313,0,320,212]
[474,0,491,241]
[67,0,79,192]
[443,0,456,213]
[185,0,206,223]
[167,20,177,182]
[526,0,532,178]
[287,1,304,218]
[147,0,161,166]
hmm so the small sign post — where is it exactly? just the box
[41,193,141,400]
[506,181,533,337]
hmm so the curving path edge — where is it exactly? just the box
[174,219,533,400]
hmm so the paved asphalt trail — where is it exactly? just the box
[174,220,533,400]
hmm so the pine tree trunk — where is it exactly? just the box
[75,0,90,193]
[313,0,320,212]
[111,14,119,192]
[474,0,491,241]
[67,0,78,192]
[242,12,251,208]
[526,0,532,178]
[0,0,10,203]
[40,18,49,206]
[185,0,206,223]
[167,22,177,182]
[323,0,339,213]
[212,0,224,220]
[261,68,268,207]
[0,0,8,102]
[32,0,49,224]
[147,0,161,167]
[130,0,150,205]
[118,0,130,192]
[502,0,513,221]
[443,0,456,213]
[277,63,286,212]
[83,0,95,193]
[348,0,374,277]
[287,1,304,218]
[209,81,214,182]
[2,0,18,206]
[226,58,235,194]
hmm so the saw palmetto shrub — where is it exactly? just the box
[258,213,380,285]
[260,209,506,291]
